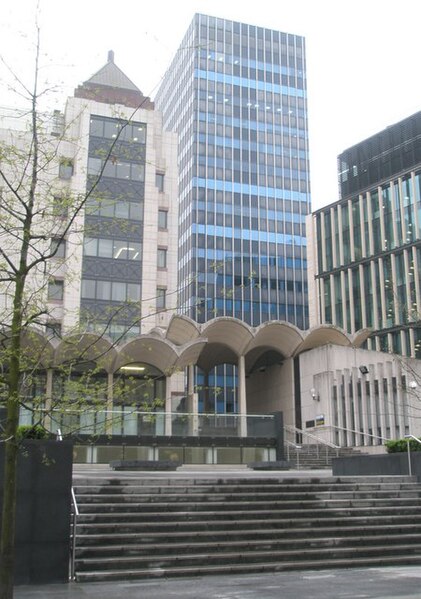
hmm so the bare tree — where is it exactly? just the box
[0,21,185,596]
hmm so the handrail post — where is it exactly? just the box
[406,437,412,477]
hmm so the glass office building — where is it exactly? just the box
[309,111,421,358]
[156,13,310,329]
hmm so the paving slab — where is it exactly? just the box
[14,566,421,598]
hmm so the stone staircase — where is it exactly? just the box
[287,444,367,470]
[72,473,421,582]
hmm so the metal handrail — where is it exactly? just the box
[404,434,421,477]
[285,440,302,469]
[285,425,340,450]
[70,488,79,581]
[56,428,78,580]
[328,424,391,444]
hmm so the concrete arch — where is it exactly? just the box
[196,342,239,373]
[201,317,253,355]
[113,336,179,374]
[245,346,285,374]
[174,339,208,370]
[248,321,304,357]
[55,333,116,372]
[296,325,353,355]
[0,328,55,369]
[166,315,200,346]
[352,328,372,347]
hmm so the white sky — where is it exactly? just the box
[1,0,420,209]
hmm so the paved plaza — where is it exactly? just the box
[14,566,421,598]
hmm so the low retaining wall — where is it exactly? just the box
[332,452,421,479]
[0,440,73,584]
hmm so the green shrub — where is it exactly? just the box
[385,438,421,453]
[16,425,48,441]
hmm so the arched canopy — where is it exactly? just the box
[296,325,352,355]
[201,317,253,355]
[247,321,304,357]
[166,315,200,346]
[174,339,208,370]
[196,342,239,372]
[113,336,179,374]
[245,347,284,374]
[4,321,370,378]
[55,334,116,372]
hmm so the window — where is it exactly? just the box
[155,172,165,192]
[48,279,64,301]
[157,248,167,268]
[158,209,168,229]
[156,287,166,310]
[50,238,66,258]
[59,159,73,179]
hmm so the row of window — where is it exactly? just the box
[87,198,143,221]
[83,237,142,261]
[81,279,140,302]
[89,117,146,145]
[88,157,145,182]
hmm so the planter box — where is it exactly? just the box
[110,459,181,471]
[0,439,73,584]
[332,452,421,480]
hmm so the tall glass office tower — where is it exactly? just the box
[156,14,311,329]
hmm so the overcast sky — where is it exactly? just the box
[1,0,420,209]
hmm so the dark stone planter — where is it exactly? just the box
[332,452,421,480]
[110,459,181,471]
[0,439,73,584]
[247,460,290,470]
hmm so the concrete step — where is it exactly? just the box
[76,553,421,583]
[74,488,421,501]
[72,473,421,582]
[75,522,421,546]
[75,542,421,573]
[75,533,421,558]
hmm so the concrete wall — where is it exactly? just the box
[246,359,295,424]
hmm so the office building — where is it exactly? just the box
[155,13,310,329]
[308,111,421,358]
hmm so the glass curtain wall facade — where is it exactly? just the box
[81,116,146,340]
[155,13,310,328]
[311,111,421,358]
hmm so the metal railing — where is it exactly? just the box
[56,428,79,580]
[46,410,275,439]
[404,434,421,476]
[284,425,340,467]
[285,440,302,469]
[70,488,79,581]
[327,424,391,447]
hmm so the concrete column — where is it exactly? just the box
[106,372,114,435]
[393,360,406,438]
[376,363,388,440]
[351,367,361,446]
[165,374,172,436]
[385,361,396,439]
[360,371,369,446]
[187,365,199,436]
[237,355,247,438]
[343,368,353,446]
[336,370,345,446]
[43,368,54,432]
